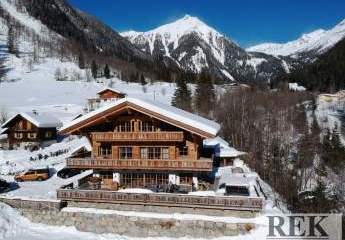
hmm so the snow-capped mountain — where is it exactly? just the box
[247,18,345,59]
[122,15,289,82]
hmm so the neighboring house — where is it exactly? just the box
[1,111,61,150]
[86,87,127,112]
[59,97,221,190]
[204,136,246,167]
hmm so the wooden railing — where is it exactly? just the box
[0,196,62,211]
[92,132,184,142]
[66,158,213,171]
[57,188,263,211]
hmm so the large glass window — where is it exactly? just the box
[148,147,161,159]
[140,147,148,159]
[140,147,169,159]
[119,147,132,159]
[162,147,169,159]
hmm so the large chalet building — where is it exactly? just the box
[60,97,222,190]
[1,112,61,150]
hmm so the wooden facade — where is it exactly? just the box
[3,115,58,149]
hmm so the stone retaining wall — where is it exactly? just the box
[20,208,256,238]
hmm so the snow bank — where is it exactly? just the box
[289,83,306,92]
[117,188,153,194]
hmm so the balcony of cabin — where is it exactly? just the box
[91,131,184,142]
[66,157,213,172]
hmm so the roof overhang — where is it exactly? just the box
[59,100,218,139]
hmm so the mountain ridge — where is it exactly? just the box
[247,18,345,59]
[121,15,291,83]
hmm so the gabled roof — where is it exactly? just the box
[1,112,62,128]
[97,87,126,96]
[60,97,220,138]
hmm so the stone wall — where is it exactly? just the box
[20,208,256,238]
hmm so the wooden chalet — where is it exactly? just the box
[60,97,220,190]
[86,87,127,112]
[1,111,61,150]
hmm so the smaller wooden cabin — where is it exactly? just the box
[1,111,61,150]
[203,137,246,167]
[87,87,127,112]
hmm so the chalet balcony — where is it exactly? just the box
[66,157,213,172]
[91,132,184,142]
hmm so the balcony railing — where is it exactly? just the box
[57,188,263,211]
[66,157,213,171]
[91,132,184,142]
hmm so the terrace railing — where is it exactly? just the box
[57,188,263,211]
[66,157,213,171]
[91,131,184,142]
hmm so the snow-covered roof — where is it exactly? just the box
[97,87,126,96]
[0,128,8,135]
[60,97,220,137]
[69,139,92,158]
[204,136,246,157]
[1,112,62,128]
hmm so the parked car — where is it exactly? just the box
[15,168,50,182]
[57,168,81,179]
[0,179,10,193]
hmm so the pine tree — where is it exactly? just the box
[104,64,110,79]
[140,73,147,85]
[172,78,192,111]
[321,126,345,172]
[194,70,216,116]
[91,60,98,79]
[7,25,18,56]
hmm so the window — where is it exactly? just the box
[14,132,23,139]
[148,147,161,159]
[99,144,112,157]
[162,147,169,159]
[140,147,169,159]
[119,147,132,159]
[27,133,37,139]
[140,147,148,159]
[45,131,53,138]
[179,146,188,156]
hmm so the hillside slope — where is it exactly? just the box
[283,37,345,92]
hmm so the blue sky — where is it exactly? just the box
[68,0,345,48]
